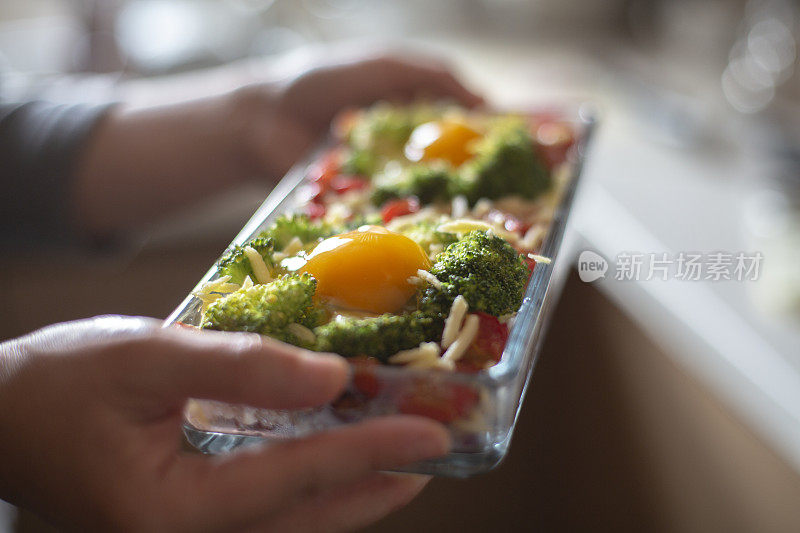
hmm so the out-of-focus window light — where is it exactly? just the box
[722,0,797,114]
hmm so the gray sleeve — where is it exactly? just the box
[0,101,114,249]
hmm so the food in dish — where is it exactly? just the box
[191,103,576,376]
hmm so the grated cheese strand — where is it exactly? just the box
[441,314,480,363]
[416,269,443,290]
[437,218,518,243]
[282,237,304,257]
[287,323,316,345]
[451,195,468,218]
[527,253,552,265]
[241,275,254,290]
[388,342,441,365]
[520,224,546,251]
[243,246,272,284]
[441,295,468,348]
[192,275,241,310]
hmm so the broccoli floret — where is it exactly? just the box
[371,164,456,206]
[342,212,383,231]
[258,214,337,250]
[419,231,529,317]
[343,103,439,176]
[458,120,550,203]
[201,273,317,345]
[342,148,379,176]
[390,219,458,257]
[312,312,444,362]
[216,236,275,285]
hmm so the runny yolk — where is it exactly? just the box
[404,120,482,166]
[299,226,432,314]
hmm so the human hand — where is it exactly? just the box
[235,53,484,179]
[0,317,449,532]
[74,52,481,238]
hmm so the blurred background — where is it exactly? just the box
[2,0,800,531]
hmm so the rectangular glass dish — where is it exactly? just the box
[169,104,596,477]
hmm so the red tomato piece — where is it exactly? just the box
[398,395,458,423]
[309,150,341,184]
[350,357,381,399]
[381,197,421,224]
[470,312,509,364]
[305,202,327,220]
[398,382,480,423]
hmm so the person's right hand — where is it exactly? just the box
[0,317,450,532]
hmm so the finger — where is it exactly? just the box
[112,326,349,410]
[250,473,430,533]
[398,61,485,107]
[177,416,449,531]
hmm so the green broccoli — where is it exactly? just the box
[201,273,318,346]
[257,214,337,250]
[342,103,439,176]
[390,219,458,257]
[342,148,379,176]
[216,236,276,285]
[371,164,456,206]
[342,212,383,231]
[419,230,529,317]
[458,119,550,204]
[312,311,444,362]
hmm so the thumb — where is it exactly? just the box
[110,323,350,410]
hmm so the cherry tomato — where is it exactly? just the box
[463,312,509,366]
[305,202,326,220]
[330,175,369,195]
[381,196,420,223]
[350,357,381,399]
[309,150,342,187]
[524,255,537,273]
[398,382,479,424]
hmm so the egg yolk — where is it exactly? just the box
[404,120,482,166]
[299,226,431,314]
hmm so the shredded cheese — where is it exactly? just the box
[282,237,304,257]
[451,195,468,218]
[388,342,440,365]
[241,275,254,290]
[437,218,518,243]
[243,246,272,284]
[441,295,468,348]
[520,224,546,251]
[416,269,443,290]
[471,198,493,217]
[287,323,316,345]
[385,207,439,231]
[441,314,480,363]
[497,312,516,324]
[527,253,552,265]
[192,275,241,310]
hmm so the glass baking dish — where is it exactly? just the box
[168,104,596,477]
